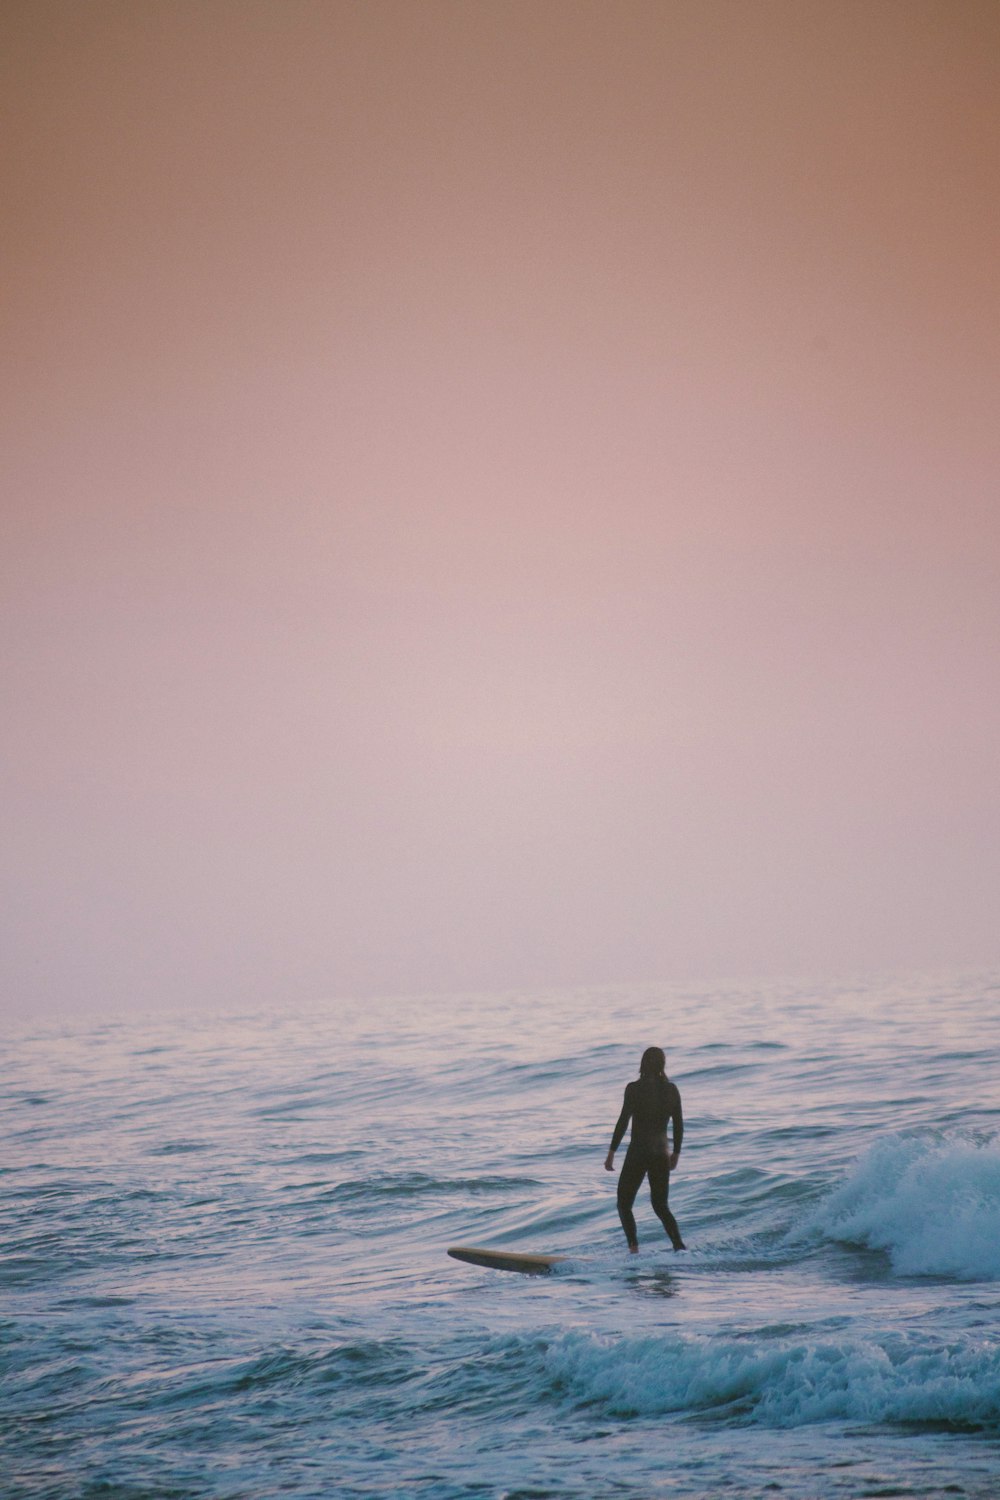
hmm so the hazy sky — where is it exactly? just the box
[4,0,999,1018]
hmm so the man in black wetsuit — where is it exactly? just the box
[604,1045,686,1253]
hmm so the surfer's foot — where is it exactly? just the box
[672,1240,687,1252]
[628,1242,639,1255]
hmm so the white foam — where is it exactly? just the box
[803,1133,1000,1279]
[539,1327,1000,1427]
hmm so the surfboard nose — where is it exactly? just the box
[447,1244,570,1274]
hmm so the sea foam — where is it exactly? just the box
[540,1327,1000,1428]
[803,1133,1000,1280]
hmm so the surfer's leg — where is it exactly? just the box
[617,1150,645,1249]
[648,1157,685,1250]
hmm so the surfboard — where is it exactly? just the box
[447,1244,570,1274]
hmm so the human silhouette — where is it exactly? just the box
[604,1046,686,1252]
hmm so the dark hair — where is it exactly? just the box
[639,1046,666,1079]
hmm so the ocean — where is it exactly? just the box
[3,971,999,1499]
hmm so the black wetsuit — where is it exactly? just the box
[609,1075,685,1250]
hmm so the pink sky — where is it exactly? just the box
[3,1,999,1016]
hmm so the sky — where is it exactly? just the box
[3,0,999,1019]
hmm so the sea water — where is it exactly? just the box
[3,971,999,1498]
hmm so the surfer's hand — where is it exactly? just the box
[668,1152,679,1170]
[604,1152,615,1172]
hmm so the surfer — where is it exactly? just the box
[604,1046,686,1253]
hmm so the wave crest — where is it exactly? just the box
[805,1133,1000,1280]
[542,1327,1000,1428]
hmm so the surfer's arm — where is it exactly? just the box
[669,1085,684,1168]
[605,1087,633,1169]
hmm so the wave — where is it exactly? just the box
[147,1140,209,1156]
[230,1325,1000,1433]
[325,1172,539,1202]
[538,1326,1000,1430]
[802,1133,1000,1279]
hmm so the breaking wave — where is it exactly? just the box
[803,1133,1000,1280]
[538,1326,1000,1429]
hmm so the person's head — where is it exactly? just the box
[639,1046,666,1080]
